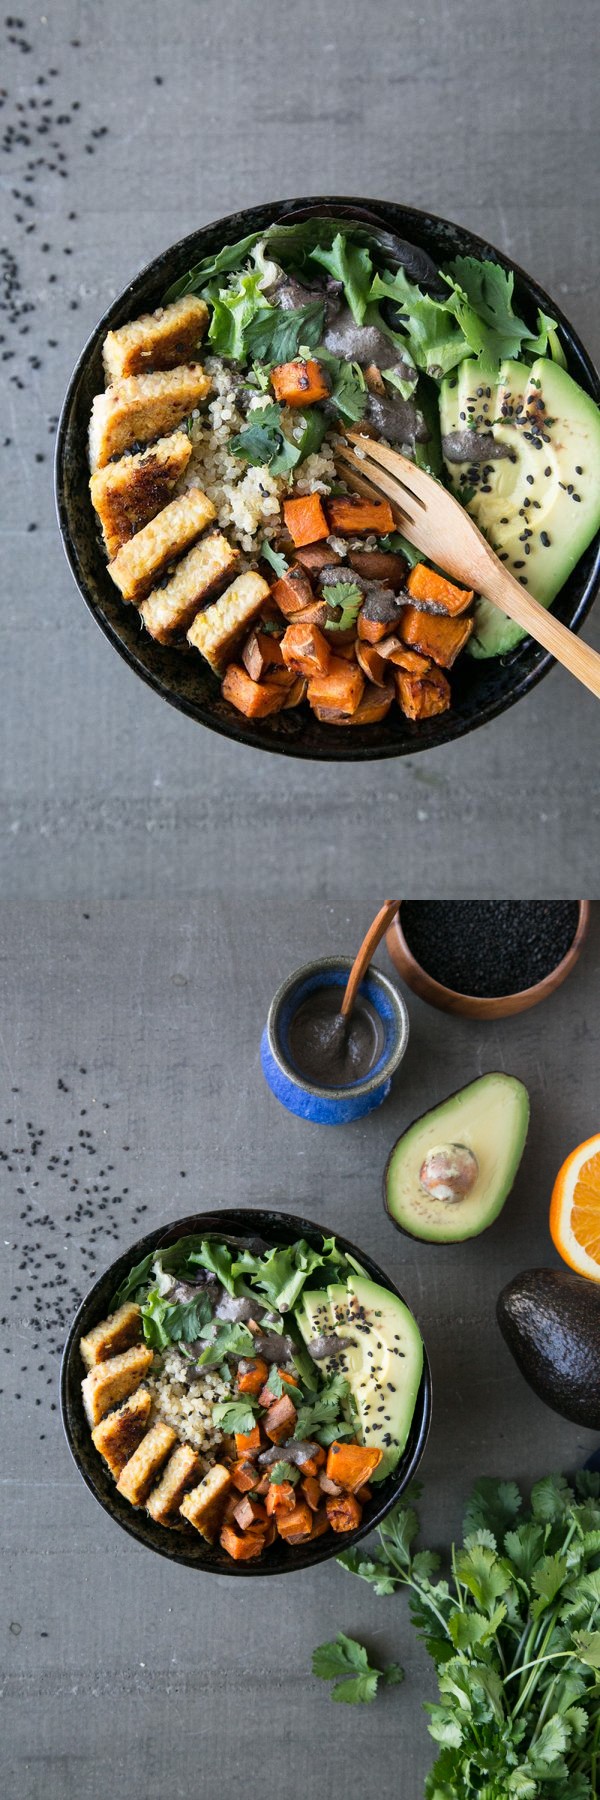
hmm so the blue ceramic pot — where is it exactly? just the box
[261,956,409,1125]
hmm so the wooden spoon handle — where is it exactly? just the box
[341,900,400,1019]
[479,557,600,701]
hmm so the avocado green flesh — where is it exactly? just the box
[386,1073,529,1243]
[440,357,600,657]
[298,1274,423,1479]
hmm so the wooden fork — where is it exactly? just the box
[335,431,600,701]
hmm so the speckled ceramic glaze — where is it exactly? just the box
[55,195,600,761]
[61,1207,431,1576]
[261,958,409,1123]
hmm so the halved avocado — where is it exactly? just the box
[384,1072,529,1243]
[298,1274,423,1479]
[440,356,600,657]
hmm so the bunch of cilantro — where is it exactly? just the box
[328,1472,600,1796]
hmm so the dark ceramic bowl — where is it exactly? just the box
[55,194,600,761]
[61,1207,431,1576]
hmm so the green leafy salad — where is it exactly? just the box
[164,213,600,663]
[323,1470,600,1797]
[111,1227,423,1474]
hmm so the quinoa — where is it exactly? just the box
[146,1347,231,1459]
[180,355,337,554]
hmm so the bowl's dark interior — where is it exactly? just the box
[56,195,600,762]
[61,1207,431,1576]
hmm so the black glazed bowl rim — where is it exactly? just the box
[55,194,600,763]
[60,1206,432,1576]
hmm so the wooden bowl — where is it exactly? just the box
[385,901,591,1020]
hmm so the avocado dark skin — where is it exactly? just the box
[497,1267,600,1429]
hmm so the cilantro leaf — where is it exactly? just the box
[316,349,367,422]
[294,1373,350,1442]
[323,581,363,632]
[310,233,373,325]
[443,256,534,364]
[530,1474,572,1523]
[211,1397,259,1436]
[230,403,328,476]
[269,1461,300,1486]
[259,540,289,578]
[463,1477,522,1544]
[245,300,325,365]
[312,1632,403,1704]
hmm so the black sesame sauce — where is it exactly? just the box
[401,901,580,998]
[287,986,384,1088]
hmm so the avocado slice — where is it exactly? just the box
[298,1274,423,1479]
[497,1267,600,1428]
[440,356,600,657]
[384,1072,529,1244]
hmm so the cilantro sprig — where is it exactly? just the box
[312,1632,403,1705]
[335,1471,600,1784]
[323,582,364,633]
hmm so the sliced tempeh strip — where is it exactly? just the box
[89,430,192,560]
[91,1386,152,1478]
[108,488,216,603]
[117,1421,177,1506]
[82,1343,154,1427]
[140,531,239,642]
[80,1301,141,1369]
[146,1443,202,1526]
[180,1464,232,1541]
[88,366,212,470]
[187,571,270,674]
[103,296,209,384]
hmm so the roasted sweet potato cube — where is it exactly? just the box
[349,549,408,588]
[326,1441,383,1492]
[270,359,331,406]
[281,620,331,677]
[282,675,308,708]
[310,1508,331,1540]
[235,1425,261,1457]
[396,667,451,720]
[264,1393,298,1443]
[283,494,330,547]
[271,564,315,618]
[355,641,388,686]
[294,542,341,575]
[357,612,390,646]
[233,1495,268,1531]
[355,1483,373,1504]
[312,682,393,727]
[407,562,474,616]
[326,495,395,536]
[242,631,284,682]
[386,646,431,674]
[301,1475,322,1512]
[265,1481,297,1516]
[229,1459,259,1493]
[288,599,328,627]
[325,1493,363,1533]
[275,1499,313,1540]
[319,1472,342,1497]
[398,605,473,668]
[220,1524,265,1561]
[307,656,364,718]
[236,1358,269,1396]
[221,663,288,719]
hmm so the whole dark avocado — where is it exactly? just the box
[497,1267,600,1429]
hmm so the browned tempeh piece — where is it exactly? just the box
[146,1443,202,1526]
[103,297,209,383]
[81,1344,154,1427]
[140,531,239,642]
[108,488,216,603]
[80,1302,141,1370]
[117,1421,177,1506]
[187,571,270,674]
[89,431,192,560]
[91,1386,152,1478]
[88,366,212,470]
[180,1464,232,1541]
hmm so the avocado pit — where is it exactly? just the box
[419,1143,479,1203]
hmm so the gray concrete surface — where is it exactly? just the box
[1,900,599,1800]
[0,0,599,900]
[2,2,600,1796]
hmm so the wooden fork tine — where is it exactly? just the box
[346,430,434,506]
[334,448,420,527]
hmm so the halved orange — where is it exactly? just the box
[549,1134,600,1281]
